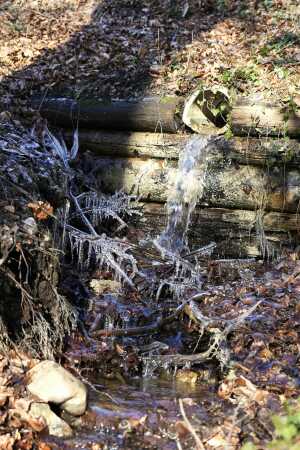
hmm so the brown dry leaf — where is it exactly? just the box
[16,434,34,450]
[0,434,15,450]
[206,433,228,449]
[0,386,14,398]
[0,394,8,407]
[0,46,12,60]
[218,375,269,406]
[233,377,269,405]
[119,414,147,432]
[0,379,9,390]
[0,357,9,372]
[13,398,32,413]
[0,411,8,425]
[9,408,46,432]
[175,420,190,438]
[25,414,47,433]
[27,201,53,220]
[218,378,234,400]
[38,443,52,450]
[91,444,103,450]
[115,344,126,356]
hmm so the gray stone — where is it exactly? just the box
[29,402,73,438]
[27,361,87,416]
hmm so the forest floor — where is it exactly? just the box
[0,1,299,449]
[0,0,299,108]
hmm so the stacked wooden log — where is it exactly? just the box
[32,95,300,258]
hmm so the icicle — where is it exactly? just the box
[61,200,70,250]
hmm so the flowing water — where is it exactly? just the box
[49,135,223,449]
[155,135,216,256]
[46,377,219,450]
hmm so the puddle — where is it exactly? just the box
[47,376,219,450]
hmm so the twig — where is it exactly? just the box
[69,191,98,236]
[92,292,207,337]
[0,266,33,300]
[142,301,262,367]
[63,354,119,405]
[187,299,262,333]
[183,242,216,259]
[179,399,205,450]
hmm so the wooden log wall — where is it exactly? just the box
[32,94,300,258]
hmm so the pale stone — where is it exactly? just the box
[27,361,87,416]
[175,369,198,385]
[29,402,73,438]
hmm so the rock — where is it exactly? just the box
[175,369,198,385]
[27,361,87,416]
[29,402,73,438]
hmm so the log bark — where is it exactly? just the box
[62,129,300,166]
[230,98,300,137]
[141,203,300,232]
[84,155,300,212]
[31,96,185,133]
[131,203,299,258]
[32,95,300,136]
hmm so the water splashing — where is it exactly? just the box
[155,135,217,256]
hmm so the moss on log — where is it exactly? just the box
[87,155,300,212]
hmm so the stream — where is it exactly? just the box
[46,374,222,450]
[39,133,293,449]
[49,135,222,449]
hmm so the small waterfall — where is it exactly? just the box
[155,135,216,256]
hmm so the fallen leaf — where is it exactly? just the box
[27,201,53,220]
[0,433,15,450]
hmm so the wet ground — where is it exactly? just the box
[46,375,225,450]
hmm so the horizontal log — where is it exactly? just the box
[131,204,299,258]
[31,96,186,133]
[85,155,300,212]
[230,98,300,137]
[34,95,300,137]
[141,203,300,232]
[63,129,300,166]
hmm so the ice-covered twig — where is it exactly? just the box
[188,299,262,334]
[93,292,208,337]
[142,300,262,369]
[69,191,98,236]
[44,126,78,169]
